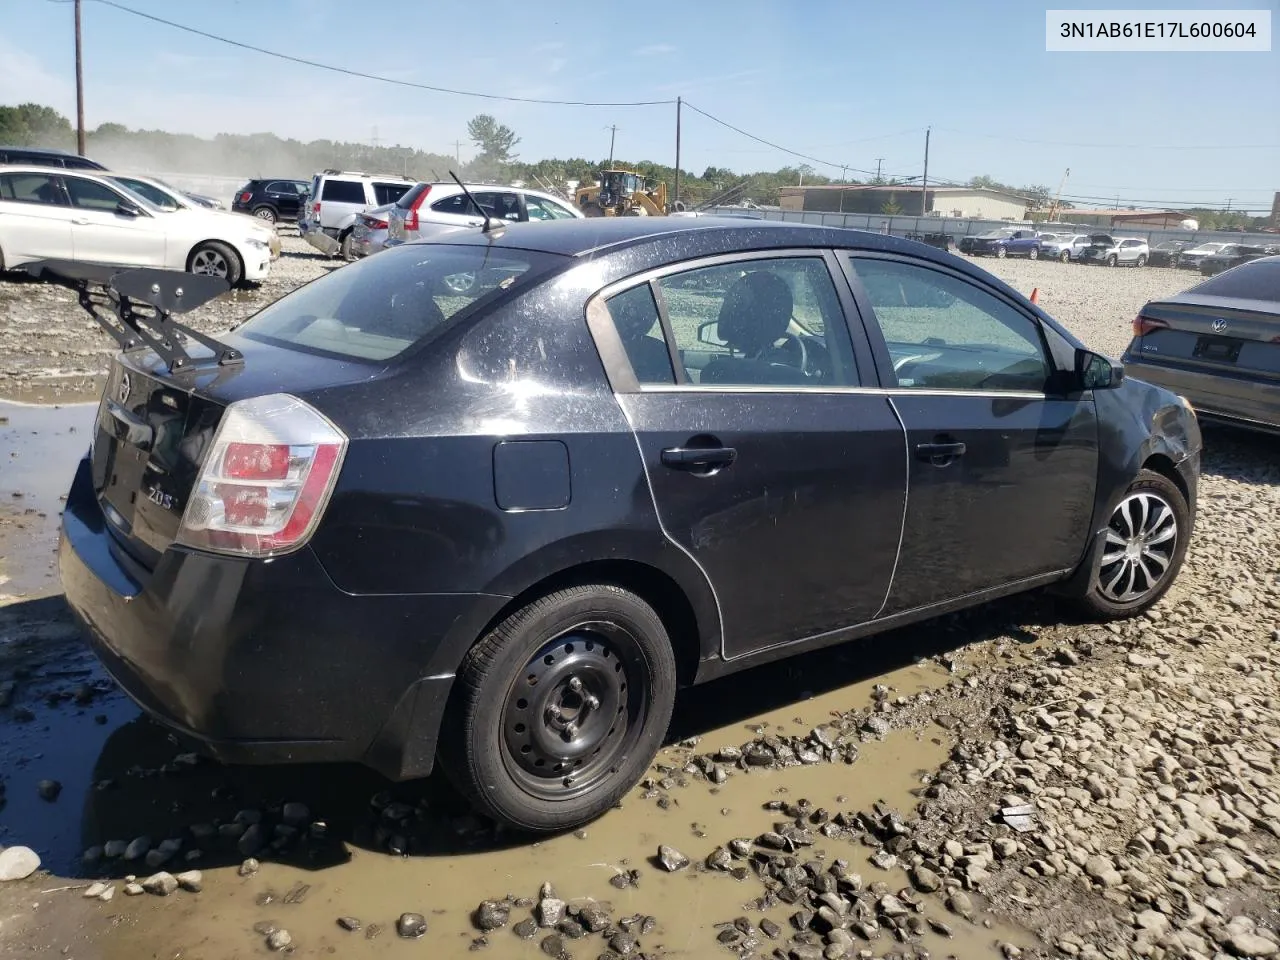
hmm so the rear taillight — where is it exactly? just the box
[403,185,431,232]
[372,219,388,229]
[237,191,252,204]
[177,394,347,558]
[311,201,321,220]
[1133,314,1169,337]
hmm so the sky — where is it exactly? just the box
[1,0,1277,212]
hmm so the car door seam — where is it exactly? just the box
[873,395,911,621]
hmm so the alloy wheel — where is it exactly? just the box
[501,622,646,801]
[190,248,230,278]
[1098,492,1178,604]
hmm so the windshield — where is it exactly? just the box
[1089,235,1114,244]
[237,243,560,361]
[976,229,1014,239]
[111,177,183,211]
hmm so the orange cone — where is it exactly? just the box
[1029,287,1039,304]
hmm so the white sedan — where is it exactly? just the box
[0,165,275,286]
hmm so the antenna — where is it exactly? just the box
[448,170,502,236]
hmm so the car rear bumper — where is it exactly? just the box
[58,456,507,779]
[1122,358,1280,433]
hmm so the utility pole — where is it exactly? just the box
[920,126,930,216]
[74,0,86,156]
[453,140,463,165]
[607,124,617,166]
[673,97,682,207]
[874,158,883,182]
[371,126,381,149]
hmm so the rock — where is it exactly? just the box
[1084,855,1122,887]
[142,872,178,896]
[337,917,361,932]
[281,802,310,826]
[475,900,510,931]
[947,891,975,920]
[266,929,293,951]
[397,913,428,939]
[706,846,732,871]
[540,934,571,959]
[910,865,941,892]
[513,918,538,940]
[83,882,109,899]
[1134,910,1169,937]
[123,883,144,896]
[610,931,639,954]
[862,716,891,737]
[657,844,690,871]
[97,885,115,902]
[537,893,566,927]
[878,894,909,918]
[124,836,151,860]
[103,840,127,859]
[1229,931,1278,957]
[176,870,202,893]
[36,780,62,802]
[578,905,610,933]
[0,846,41,881]
[869,849,897,870]
[238,857,260,877]
[238,824,265,857]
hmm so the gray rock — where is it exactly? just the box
[910,865,942,892]
[706,846,732,871]
[36,780,61,802]
[124,836,151,860]
[878,894,909,918]
[537,894,566,927]
[176,870,202,893]
[1134,909,1169,937]
[869,849,897,870]
[513,918,538,940]
[609,931,639,954]
[396,913,427,939]
[142,872,178,896]
[266,929,293,951]
[103,840,127,859]
[540,934,571,959]
[578,905,610,933]
[0,846,41,881]
[97,884,115,902]
[238,823,264,857]
[238,857,260,876]
[123,883,144,896]
[947,890,975,919]
[862,716,891,737]
[1229,931,1278,957]
[657,844,690,871]
[144,849,172,869]
[83,882,109,899]
[475,900,510,931]
[337,917,361,932]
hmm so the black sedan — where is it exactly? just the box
[57,217,1201,832]
[1199,244,1270,275]
[1148,239,1197,267]
[1123,256,1280,434]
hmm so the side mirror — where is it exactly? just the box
[697,320,727,347]
[1076,348,1123,390]
[116,200,142,218]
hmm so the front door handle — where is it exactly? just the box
[661,446,737,470]
[72,218,90,225]
[915,440,966,465]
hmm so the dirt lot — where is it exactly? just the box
[1,240,1277,960]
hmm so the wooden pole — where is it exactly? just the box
[673,97,682,207]
[75,0,86,156]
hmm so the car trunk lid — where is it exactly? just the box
[1134,295,1280,381]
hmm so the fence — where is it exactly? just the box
[702,207,1279,251]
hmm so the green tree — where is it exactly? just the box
[881,198,903,215]
[467,114,520,163]
[0,102,73,147]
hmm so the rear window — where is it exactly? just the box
[396,182,431,210]
[1189,258,1280,301]
[236,244,560,362]
[373,181,412,205]
[321,179,365,203]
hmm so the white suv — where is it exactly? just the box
[299,170,416,258]
[385,182,582,248]
[0,165,275,286]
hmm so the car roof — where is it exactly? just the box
[0,163,109,178]
[0,144,83,157]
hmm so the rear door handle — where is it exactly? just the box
[915,440,966,463]
[661,446,737,470]
[72,218,90,225]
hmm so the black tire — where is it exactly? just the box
[1069,469,1190,621]
[338,230,354,261]
[996,246,1007,259]
[1059,250,1070,263]
[439,584,677,833]
[1106,254,1118,267]
[1028,246,1039,260]
[187,240,243,287]
[1135,254,1147,268]
[252,206,277,224]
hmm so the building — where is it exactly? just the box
[1043,208,1196,229]
[778,184,1030,220]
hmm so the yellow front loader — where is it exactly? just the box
[576,169,669,217]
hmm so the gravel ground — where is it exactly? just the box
[3,239,1277,959]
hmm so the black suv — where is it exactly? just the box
[0,145,107,170]
[231,179,310,224]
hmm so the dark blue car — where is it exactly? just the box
[964,227,1043,259]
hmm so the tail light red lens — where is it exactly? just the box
[403,184,431,232]
[237,191,252,204]
[177,395,347,558]
[1133,314,1169,337]
[372,219,388,230]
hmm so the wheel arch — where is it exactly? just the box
[186,238,245,276]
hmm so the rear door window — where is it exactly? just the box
[237,244,561,362]
[373,181,413,205]
[0,172,64,205]
[525,195,578,220]
[430,193,478,215]
[321,179,366,203]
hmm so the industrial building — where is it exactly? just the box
[1046,209,1198,229]
[778,184,1030,220]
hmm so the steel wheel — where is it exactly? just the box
[190,247,230,278]
[1098,492,1178,604]
[1060,250,1070,263]
[254,207,276,223]
[501,621,645,802]
[996,246,1007,258]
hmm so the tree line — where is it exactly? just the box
[1,103,1270,227]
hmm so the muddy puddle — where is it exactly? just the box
[0,400,97,601]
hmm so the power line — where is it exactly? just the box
[682,101,878,176]
[81,0,676,107]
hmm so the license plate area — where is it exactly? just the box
[1192,335,1242,364]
